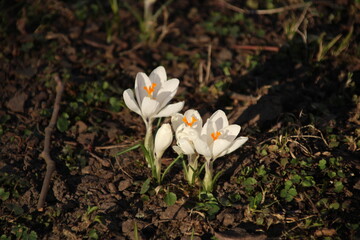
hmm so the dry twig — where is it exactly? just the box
[222,0,312,15]
[37,74,64,211]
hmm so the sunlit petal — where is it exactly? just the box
[156,79,179,108]
[184,109,202,132]
[194,138,212,160]
[154,101,184,118]
[209,110,228,130]
[123,89,141,116]
[178,138,195,155]
[171,113,185,132]
[150,66,167,85]
[212,138,232,160]
[141,97,159,119]
[135,72,152,107]
[225,136,248,155]
[220,125,241,142]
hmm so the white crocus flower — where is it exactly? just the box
[171,109,202,185]
[123,66,184,152]
[123,66,184,125]
[194,110,248,192]
[194,110,248,161]
[154,123,173,182]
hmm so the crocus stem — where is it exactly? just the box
[203,160,213,193]
[155,157,161,184]
[186,154,199,185]
[144,118,154,164]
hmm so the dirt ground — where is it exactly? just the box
[1,0,360,239]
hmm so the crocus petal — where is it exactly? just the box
[135,72,152,107]
[141,97,160,119]
[220,125,241,143]
[184,109,202,132]
[149,66,167,85]
[209,110,229,130]
[154,123,173,159]
[178,138,195,155]
[123,89,141,116]
[173,145,184,155]
[212,138,232,160]
[224,136,248,155]
[154,101,184,118]
[171,113,185,132]
[201,119,217,145]
[194,138,212,160]
[155,79,179,109]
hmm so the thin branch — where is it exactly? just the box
[232,45,279,52]
[222,0,312,15]
[205,44,212,84]
[37,74,64,211]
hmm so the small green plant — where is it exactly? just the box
[0,187,10,201]
[164,191,177,206]
[123,0,173,44]
[316,27,353,61]
[11,224,38,240]
[196,192,221,219]
[280,180,297,202]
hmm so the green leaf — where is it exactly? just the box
[249,192,263,209]
[102,81,109,89]
[109,97,122,111]
[280,186,297,202]
[140,178,151,194]
[88,229,98,240]
[334,181,344,193]
[86,206,99,215]
[288,188,297,197]
[330,202,340,210]
[302,176,315,187]
[116,143,141,156]
[7,204,24,215]
[57,114,70,132]
[242,177,257,191]
[256,165,266,177]
[291,174,301,184]
[206,203,220,217]
[161,154,183,183]
[28,231,38,240]
[284,180,293,189]
[328,171,337,178]
[164,192,177,206]
[0,188,10,201]
[1,234,11,240]
[318,159,327,170]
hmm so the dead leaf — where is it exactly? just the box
[6,92,28,112]
[75,121,88,134]
[353,179,360,190]
[77,132,96,146]
[314,228,337,237]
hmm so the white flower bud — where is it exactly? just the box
[154,123,173,160]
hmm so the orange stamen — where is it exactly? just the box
[211,131,221,141]
[182,116,197,127]
[143,83,157,96]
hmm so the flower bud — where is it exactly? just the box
[154,123,173,160]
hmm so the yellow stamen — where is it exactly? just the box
[211,131,221,141]
[182,116,197,127]
[143,83,157,96]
